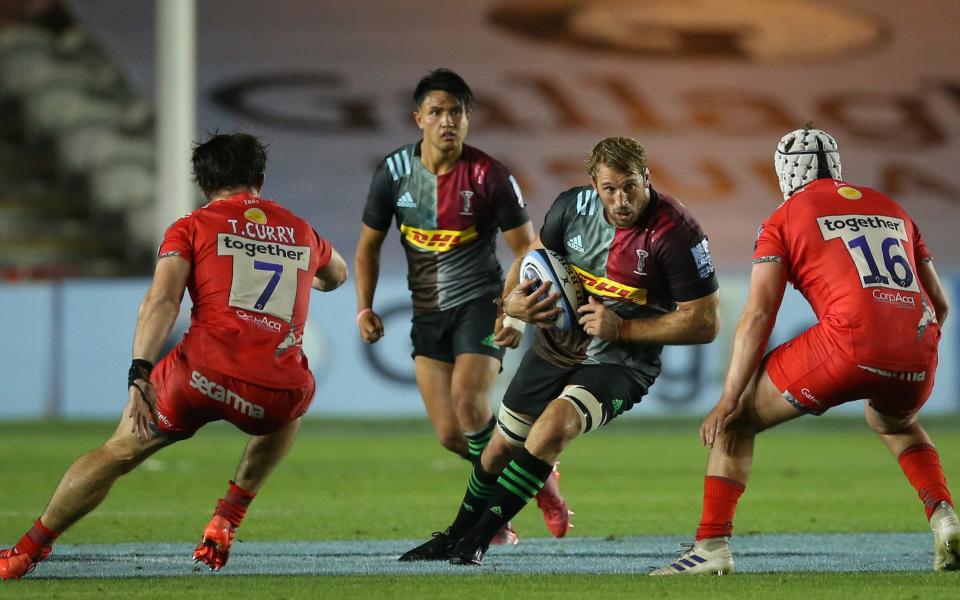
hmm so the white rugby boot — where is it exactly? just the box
[930,501,960,571]
[649,537,734,576]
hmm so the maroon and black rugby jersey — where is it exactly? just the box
[536,185,718,377]
[363,142,529,314]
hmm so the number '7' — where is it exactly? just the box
[253,260,283,310]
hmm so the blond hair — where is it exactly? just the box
[585,137,647,180]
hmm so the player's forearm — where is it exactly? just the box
[354,248,381,310]
[501,256,523,299]
[131,292,181,363]
[917,259,948,326]
[719,308,777,403]
[619,302,719,345]
[313,248,349,292]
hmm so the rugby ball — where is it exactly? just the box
[518,248,585,331]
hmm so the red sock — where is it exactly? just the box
[15,519,59,560]
[898,444,953,519]
[695,476,746,541]
[214,481,257,528]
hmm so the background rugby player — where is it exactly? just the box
[0,133,348,579]
[399,136,720,565]
[354,69,570,542]
[651,127,959,576]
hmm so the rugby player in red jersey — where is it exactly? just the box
[651,127,958,575]
[355,69,570,543]
[399,136,720,565]
[0,133,348,579]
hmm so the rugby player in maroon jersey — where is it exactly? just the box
[355,69,571,544]
[400,137,720,565]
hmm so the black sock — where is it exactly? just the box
[464,418,496,465]
[449,463,499,538]
[466,447,554,544]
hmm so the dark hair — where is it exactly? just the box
[191,133,267,195]
[412,68,474,110]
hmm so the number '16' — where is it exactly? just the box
[847,235,914,288]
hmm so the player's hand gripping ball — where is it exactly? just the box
[519,249,585,331]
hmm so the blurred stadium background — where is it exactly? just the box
[1,1,959,596]
[1,0,957,420]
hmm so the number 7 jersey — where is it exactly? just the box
[159,192,331,389]
[754,178,938,370]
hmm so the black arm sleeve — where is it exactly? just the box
[539,191,570,253]
[657,229,719,302]
[361,161,395,231]
[489,162,530,232]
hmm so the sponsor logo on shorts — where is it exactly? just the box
[190,370,265,419]
[400,224,478,252]
[566,234,584,253]
[800,388,821,406]
[481,333,500,350]
[155,410,175,429]
[572,266,647,305]
[858,364,927,382]
[872,289,916,309]
[236,309,283,332]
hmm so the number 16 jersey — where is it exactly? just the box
[754,178,938,371]
[159,192,331,389]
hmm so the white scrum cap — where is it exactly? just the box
[774,128,841,200]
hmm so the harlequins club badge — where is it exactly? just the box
[460,191,474,215]
[634,248,649,275]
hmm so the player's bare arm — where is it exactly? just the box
[354,224,388,343]
[129,255,190,440]
[586,289,720,346]
[494,222,536,347]
[700,261,787,447]
[312,247,348,292]
[917,258,949,326]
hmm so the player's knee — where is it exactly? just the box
[451,386,491,419]
[436,430,467,454]
[101,438,145,474]
[497,404,533,448]
[865,405,916,435]
[725,411,765,437]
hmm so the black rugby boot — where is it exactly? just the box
[448,536,488,566]
[398,528,457,562]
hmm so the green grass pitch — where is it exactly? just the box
[1,416,958,597]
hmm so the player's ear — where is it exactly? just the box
[643,167,651,188]
[412,109,424,130]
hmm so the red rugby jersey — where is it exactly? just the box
[754,179,938,370]
[159,192,331,389]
